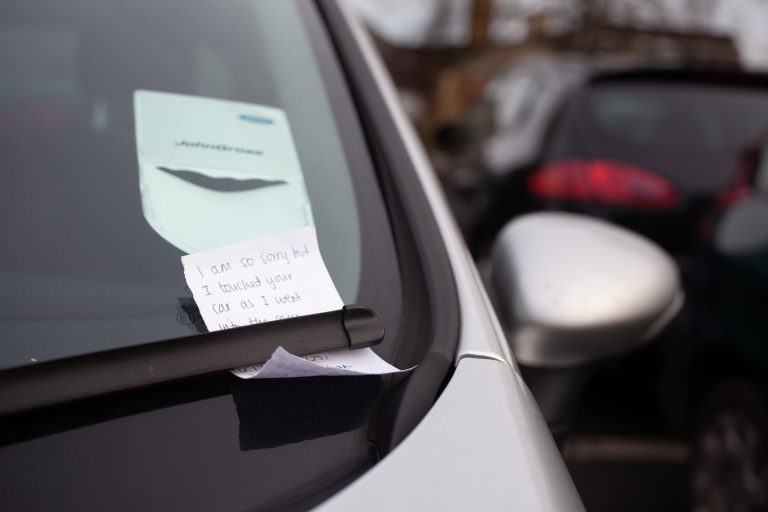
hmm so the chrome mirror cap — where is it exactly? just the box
[491,212,682,368]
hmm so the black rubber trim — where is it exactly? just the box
[317,0,461,450]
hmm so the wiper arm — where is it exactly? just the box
[0,305,384,416]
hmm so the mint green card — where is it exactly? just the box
[134,90,314,253]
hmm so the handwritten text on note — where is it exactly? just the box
[182,226,342,331]
[181,227,406,378]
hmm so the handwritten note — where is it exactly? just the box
[182,226,341,330]
[181,226,405,378]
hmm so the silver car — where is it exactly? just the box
[0,1,679,510]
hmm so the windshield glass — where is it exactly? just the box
[0,0,401,370]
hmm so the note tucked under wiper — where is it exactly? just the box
[181,227,405,378]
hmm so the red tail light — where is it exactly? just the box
[528,158,678,208]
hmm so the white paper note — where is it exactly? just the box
[181,226,405,378]
[234,346,403,379]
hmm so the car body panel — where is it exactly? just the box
[317,357,583,511]
[334,0,516,367]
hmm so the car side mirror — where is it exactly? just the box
[489,212,682,435]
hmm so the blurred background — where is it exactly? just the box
[349,1,768,511]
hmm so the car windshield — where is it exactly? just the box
[566,81,768,193]
[0,0,402,370]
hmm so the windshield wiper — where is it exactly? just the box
[0,305,384,416]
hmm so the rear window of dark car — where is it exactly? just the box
[552,80,768,194]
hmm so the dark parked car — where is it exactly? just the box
[478,57,768,511]
[476,57,768,257]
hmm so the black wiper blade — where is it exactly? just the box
[0,305,384,416]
